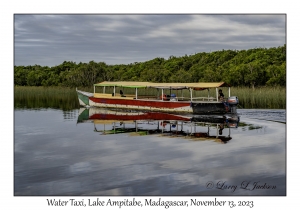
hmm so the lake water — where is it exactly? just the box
[14,108,286,196]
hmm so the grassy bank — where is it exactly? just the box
[14,86,79,110]
[231,86,286,109]
[14,86,286,110]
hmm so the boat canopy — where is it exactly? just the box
[94,81,230,90]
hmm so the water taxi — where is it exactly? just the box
[76,81,239,114]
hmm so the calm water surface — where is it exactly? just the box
[14,108,286,195]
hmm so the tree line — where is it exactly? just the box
[14,45,286,88]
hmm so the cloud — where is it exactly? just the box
[14,14,286,67]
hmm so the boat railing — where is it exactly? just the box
[191,97,217,102]
[177,96,191,101]
[93,92,219,102]
[161,96,218,102]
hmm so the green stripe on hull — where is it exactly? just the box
[77,92,90,106]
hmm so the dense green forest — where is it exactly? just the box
[14,45,286,88]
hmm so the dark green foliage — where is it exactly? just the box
[14,45,286,88]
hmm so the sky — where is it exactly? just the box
[14,14,286,67]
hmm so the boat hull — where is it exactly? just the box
[76,90,235,114]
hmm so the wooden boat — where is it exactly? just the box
[76,81,239,114]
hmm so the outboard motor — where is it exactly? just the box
[227,96,239,113]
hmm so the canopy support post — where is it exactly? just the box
[94,85,95,94]
[181,89,183,100]
[161,89,164,101]
[216,88,218,102]
[190,88,193,102]
[208,89,210,101]
[103,86,105,93]
[135,88,138,99]
[229,87,231,97]
[113,86,116,97]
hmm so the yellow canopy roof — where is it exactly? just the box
[94,81,230,89]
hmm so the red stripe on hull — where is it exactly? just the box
[89,97,190,109]
[89,112,191,121]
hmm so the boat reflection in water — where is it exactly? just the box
[77,108,240,144]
